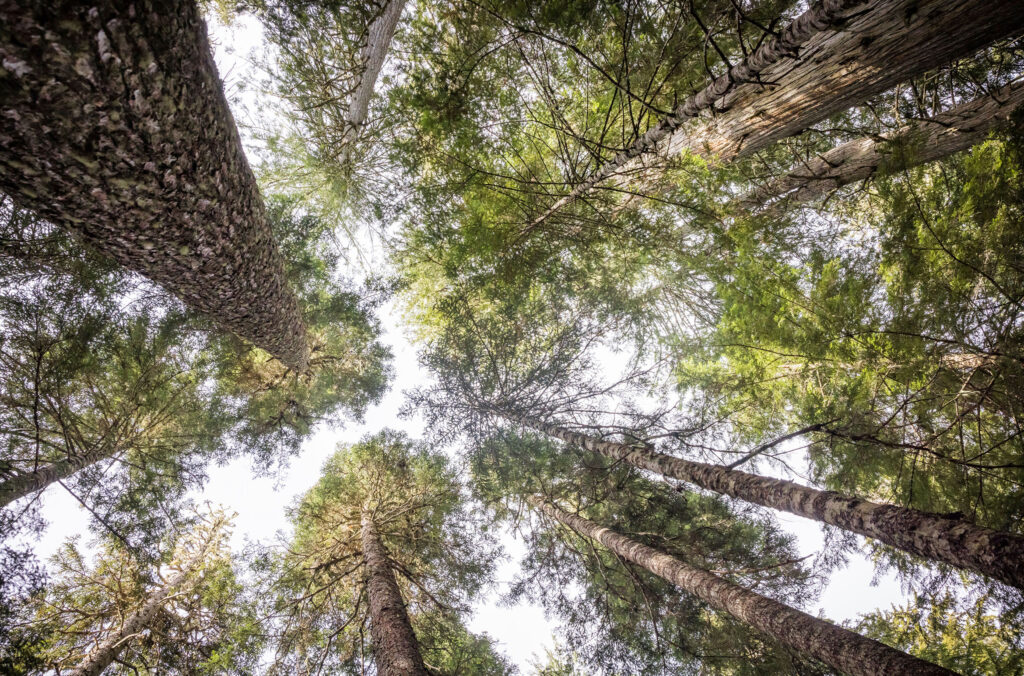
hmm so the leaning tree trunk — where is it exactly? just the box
[738,80,1024,211]
[0,0,309,370]
[67,525,216,676]
[0,444,122,509]
[345,0,406,138]
[360,509,428,676]
[530,0,1024,227]
[533,497,957,676]
[511,414,1024,590]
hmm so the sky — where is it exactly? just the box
[27,9,915,674]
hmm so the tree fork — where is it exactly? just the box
[738,80,1024,211]
[532,497,958,676]
[0,0,309,369]
[514,414,1024,590]
[360,508,429,676]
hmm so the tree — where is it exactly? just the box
[533,497,956,676]
[260,431,503,675]
[7,510,259,675]
[0,0,309,368]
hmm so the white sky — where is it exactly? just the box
[27,10,914,674]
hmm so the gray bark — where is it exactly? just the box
[739,80,1024,211]
[533,497,958,676]
[0,444,119,509]
[361,509,428,676]
[345,0,406,137]
[517,415,1024,590]
[68,529,215,676]
[0,0,309,370]
[533,0,1024,224]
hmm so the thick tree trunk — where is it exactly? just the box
[514,415,1024,590]
[68,531,213,676]
[0,0,309,370]
[360,509,428,676]
[531,0,1024,225]
[0,445,120,509]
[345,0,406,136]
[738,80,1024,211]
[533,497,956,676]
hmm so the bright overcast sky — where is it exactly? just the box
[29,11,914,673]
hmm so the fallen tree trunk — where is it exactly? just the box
[0,0,309,369]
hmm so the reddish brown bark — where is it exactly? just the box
[739,80,1024,211]
[516,415,1024,590]
[0,0,309,369]
[534,497,957,676]
[361,509,428,676]
[533,0,1024,223]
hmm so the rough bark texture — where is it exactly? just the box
[526,0,867,230]
[361,509,428,676]
[68,532,212,676]
[739,80,1024,211]
[536,0,1024,223]
[533,497,957,676]
[519,416,1024,590]
[346,0,405,134]
[0,444,120,508]
[0,0,309,369]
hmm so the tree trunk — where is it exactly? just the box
[0,0,309,370]
[738,80,1024,211]
[345,0,406,136]
[0,444,120,509]
[68,528,214,676]
[360,508,428,676]
[532,497,957,676]
[514,415,1024,590]
[531,0,1024,225]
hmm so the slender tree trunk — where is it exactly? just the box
[0,0,309,370]
[345,0,406,137]
[531,0,1024,226]
[512,414,1024,590]
[360,509,428,676]
[67,529,214,676]
[0,444,120,509]
[738,80,1024,211]
[532,497,957,676]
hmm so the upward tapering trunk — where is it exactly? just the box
[532,497,957,676]
[0,444,120,509]
[512,414,1024,590]
[530,0,1024,226]
[0,0,309,370]
[738,80,1024,211]
[67,533,213,676]
[360,509,428,676]
[345,0,406,136]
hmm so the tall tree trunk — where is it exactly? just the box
[68,526,215,676]
[530,0,1024,227]
[532,497,957,676]
[345,0,406,138]
[512,414,1024,590]
[360,508,428,676]
[0,0,309,370]
[738,80,1024,211]
[0,444,120,509]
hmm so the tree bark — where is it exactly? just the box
[345,0,406,137]
[738,80,1024,211]
[532,0,1024,225]
[0,444,120,509]
[360,508,428,676]
[513,414,1024,591]
[68,527,215,676]
[0,0,309,370]
[533,497,957,676]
